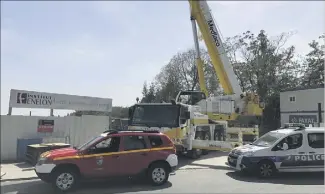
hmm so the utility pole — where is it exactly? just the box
[318,103,322,127]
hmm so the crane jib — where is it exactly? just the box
[207,20,220,47]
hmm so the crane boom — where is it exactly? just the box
[189,0,242,96]
[190,18,209,97]
[174,0,263,122]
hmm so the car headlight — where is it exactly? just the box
[37,157,46,165]
[37,157,52,165]
[241,151,254,157]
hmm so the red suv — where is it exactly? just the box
[34,130,178,192]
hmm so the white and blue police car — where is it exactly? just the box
[226,123,324,178]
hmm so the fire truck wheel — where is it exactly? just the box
[202,132,211,155]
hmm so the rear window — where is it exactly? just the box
[123,135,147,151]
[148,135,163,148]
[308,133,324,149]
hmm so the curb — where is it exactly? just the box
[0,176,39,182]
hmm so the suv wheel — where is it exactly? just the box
[148,163,170,186]
[51,168,79,192]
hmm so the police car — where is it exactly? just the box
[226,123,324,178]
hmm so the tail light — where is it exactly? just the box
[172,144,176,154]
[169,143,176,154]
[165,136,176,154]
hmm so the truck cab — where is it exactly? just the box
[127,102,234,159]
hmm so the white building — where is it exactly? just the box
[280,85,324,126]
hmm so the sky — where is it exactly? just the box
[1,1,324,116]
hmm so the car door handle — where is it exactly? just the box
[112,155,119,158]
[298,152,305,154]
[140,153,147,156]
[309,152,316,154]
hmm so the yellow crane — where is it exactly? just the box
[128,0,264,158]
[174,0,264,144]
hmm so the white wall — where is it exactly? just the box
[1,115,110,161]
[280,88,324,112]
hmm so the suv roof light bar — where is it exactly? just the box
[121,130,160,133]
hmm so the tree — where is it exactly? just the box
[69,111,109,117]
[302,34,325,86]
[225,30,301,100]
[70,106,129,118]
[224,30,302,132]
[141,48,223,102]
[111,106,129,118]
[141,82,158,103]
[141,81,148,100]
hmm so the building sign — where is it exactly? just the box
[9,89,112,112]
[289,115,317,125]
[37,119,54,132]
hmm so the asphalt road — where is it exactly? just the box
[1,153,324,194]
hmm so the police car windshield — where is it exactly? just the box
[252,131,286,147]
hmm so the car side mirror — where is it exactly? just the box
[282,143,289,151]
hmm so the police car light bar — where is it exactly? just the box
[282,123,306,130]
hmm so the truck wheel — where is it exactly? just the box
[188,133,203,159]
[51,168,80,193]
[202,132,211,155]
[148,162,170,186]
[187,149,201,159]
[257,160,276,178]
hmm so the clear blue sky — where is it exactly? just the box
[1,1,324,116]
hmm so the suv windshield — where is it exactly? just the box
[131,105,180,128]
[77,136,103,151]
[252,131,286,147]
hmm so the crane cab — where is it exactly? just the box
[175,91,207,105]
